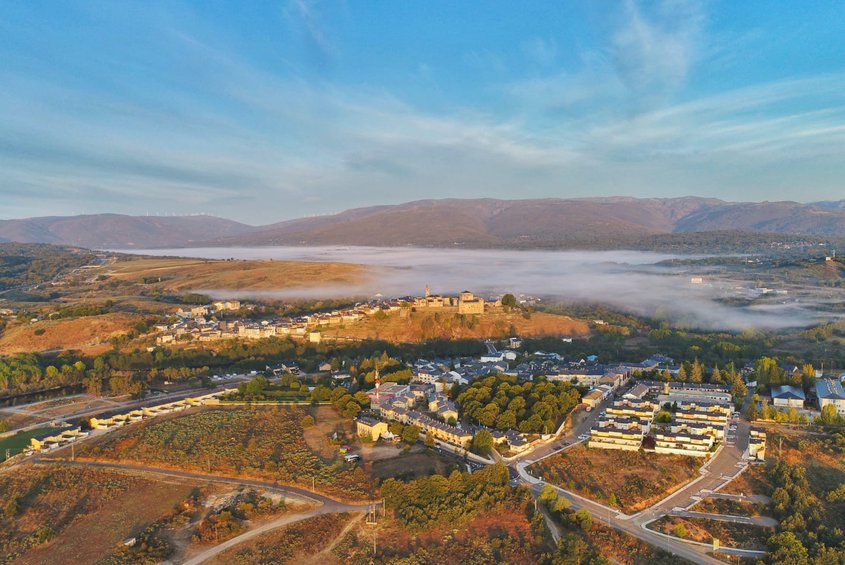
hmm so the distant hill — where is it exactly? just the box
[210,197,845,247]
[4,197,845,249]
[0,214,254,248]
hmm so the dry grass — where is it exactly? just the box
[322,309,590,343]
[530,444,702,513]
[691,497,769,517]
[718,465,771,497]
[303,406,354,461]
[104,257,367,291]
[1,464,201,565]
[0,313,137,355]
[370,450,461,481]
[649,515,772,551]
[205,513,353,565]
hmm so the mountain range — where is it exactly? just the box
[3,197,845,249]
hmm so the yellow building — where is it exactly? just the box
[356,416,390,441]
[458,291,485,315]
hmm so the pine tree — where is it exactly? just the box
[677,365,688,382]
[690,359,703,383]
[711,365,722,384]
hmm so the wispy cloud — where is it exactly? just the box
[2,1,845,222]
[610,0,704,105]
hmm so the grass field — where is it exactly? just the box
[321,309,590,342]
[0,427,49,459]
[0,312,138,355]
[104,257,367,292]
[0,464,201,565]
[76,406,371,499]
[648,515,773,551]
[530,444,702,513]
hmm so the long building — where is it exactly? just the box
[654,425,715,457]
[816,378,845,415]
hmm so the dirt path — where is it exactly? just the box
[181,507,331,565]
[299,512,364,565]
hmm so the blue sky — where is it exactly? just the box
[2,1,845,224]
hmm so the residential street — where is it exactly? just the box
[509,389,765,563]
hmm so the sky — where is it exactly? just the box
[2,1,845,224]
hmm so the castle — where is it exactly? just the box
[412,287,487,315]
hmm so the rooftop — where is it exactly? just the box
[816,378,845,400]
[771,385,806,401]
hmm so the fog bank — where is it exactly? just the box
[127,246,838,331]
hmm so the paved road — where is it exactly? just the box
[519,477,723,565]
[706,491,771,504]
[509,391,761,564]
[671,509,778,528]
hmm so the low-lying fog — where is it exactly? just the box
[127,246,840,331]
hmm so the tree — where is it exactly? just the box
[690,359,703,383]
[746,402,758,422]
[655,411,673,424]
[768,531,809,565]
[501,294,518,309]
[539,484,558,502]
[471,429,494,455]
[711,365,722,384]
[0,419,7,433]
[573,508,592,530]
[819,403,843,425]
[677,365,688,382]
[674,523,687,538]
[402,425,420,444]
[424,432,435,448]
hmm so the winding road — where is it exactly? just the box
[510,389,767,563]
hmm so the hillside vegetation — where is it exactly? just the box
[320,309,590,343]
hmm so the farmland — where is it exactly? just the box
[529,444,702,513]
[77,406,371,499]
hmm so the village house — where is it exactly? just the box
[771,385,805,409]
[815,378,845,415]
[355,415,389,441]
[749,427,767,461]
